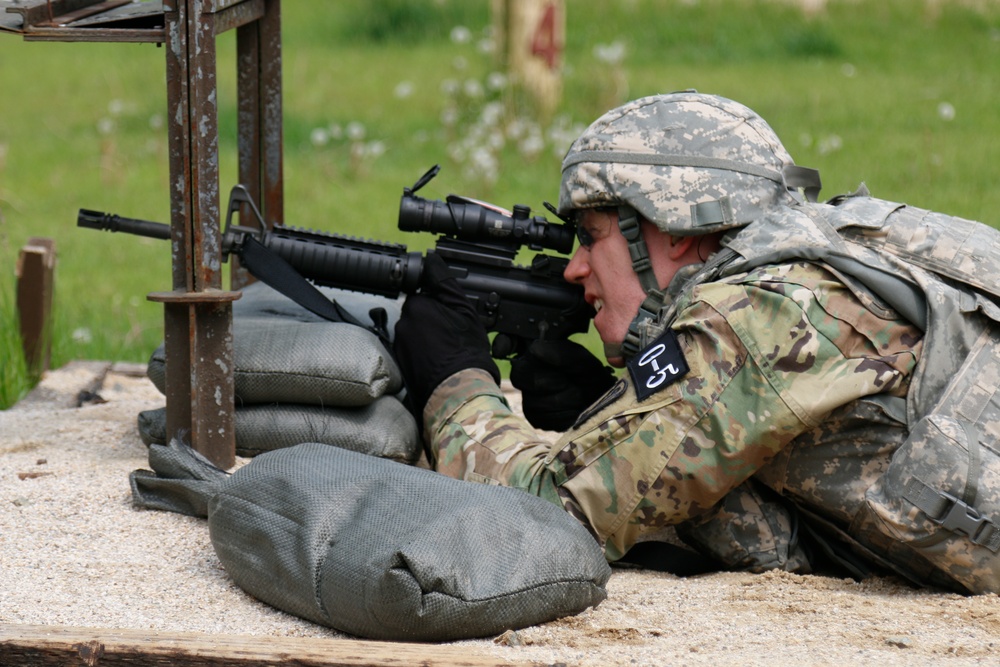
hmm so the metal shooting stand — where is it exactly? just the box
[2,0,283,468]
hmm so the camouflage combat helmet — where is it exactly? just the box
[558,91,816,237]
[559,91,820,360]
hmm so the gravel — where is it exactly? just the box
[2,362,999,665]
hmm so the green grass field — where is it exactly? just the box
[1,0,999,407]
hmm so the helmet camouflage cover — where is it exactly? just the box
[559,91,799,236]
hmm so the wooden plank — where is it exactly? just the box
[0,624,524,666]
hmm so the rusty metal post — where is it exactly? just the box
[232,0,283,290]
[258,0,284,230]
[151,0,240,469]
[15,237,56,378]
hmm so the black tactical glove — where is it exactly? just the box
[509,339,616,432]
[393,252,501,416]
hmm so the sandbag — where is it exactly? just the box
[232,280,403,327]
[146,282,404,407]
[211,443,610,640]
[130,439,229,518]
[137,397,420,463]
[130,441,610,641]
[147,320,401,407]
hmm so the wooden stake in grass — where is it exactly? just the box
[493,0,565,121]
[16,236,56,379]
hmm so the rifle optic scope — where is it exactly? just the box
[398,193,576,255]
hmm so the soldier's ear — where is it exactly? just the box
[665,234,697,260]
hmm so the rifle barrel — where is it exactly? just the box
[77,209,172,240]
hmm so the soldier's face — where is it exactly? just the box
[564,209,690,366]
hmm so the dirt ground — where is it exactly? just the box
[2,362,999,666]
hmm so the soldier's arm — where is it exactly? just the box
[424,369,566,507]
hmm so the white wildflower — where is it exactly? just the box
[593,41,626,65]
[441,107,459,127]
[818,134,843,155]
[519,133,545,159]
[310,127,330,146]
[487,129,505,151]
[72,328,93,344]
[346,121,366,141]
[450,25,472,44]
[394,81,414,99]
[506,118,527,140]
[463,78,484,99]
[477,36,496,55]
[486,71,507,92]
[447,143,466,162]
[480,101,504,127]
[468,147,499,184]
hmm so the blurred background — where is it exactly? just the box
[1,0,998,406]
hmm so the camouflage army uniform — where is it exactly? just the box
[425,258,922,562]
[423,92,1000,594]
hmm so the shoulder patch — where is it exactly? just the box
[627,329,689,401]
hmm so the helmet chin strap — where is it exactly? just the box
[616,206,661,293]
[614,205,666,360]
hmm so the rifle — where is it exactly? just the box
[77,165,593,359]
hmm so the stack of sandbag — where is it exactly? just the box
[137,281,420,464]
[131,282,612,641]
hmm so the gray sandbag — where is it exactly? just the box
[232,280,403,327]
[130,438,229,518]
[212,444,610,640]
[137,397,420,463]
[147,321,401,407]
[130,441,610,641]
[146,282,404,407]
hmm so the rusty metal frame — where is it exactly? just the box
[3,0,283,468]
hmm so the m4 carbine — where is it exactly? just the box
[78,165,593,359]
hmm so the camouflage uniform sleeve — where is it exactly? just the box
[424,262,921,561]
[424,369,566,507]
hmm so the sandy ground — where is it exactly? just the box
[3,362,1000,665]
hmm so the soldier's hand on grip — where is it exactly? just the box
[394,252,500,417]
[510,339,616,432]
